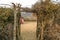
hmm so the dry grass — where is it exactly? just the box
[21,21,37,40]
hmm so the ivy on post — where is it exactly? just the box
[32,0,60,40]
[36,0,44,40]
[16,4,21,40]
[37,0,51,40]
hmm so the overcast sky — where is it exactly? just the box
[0,0,60,8]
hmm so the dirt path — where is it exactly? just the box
[21,21,37,40]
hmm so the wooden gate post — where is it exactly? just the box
[12,3,21,40]
[12,3,17,40]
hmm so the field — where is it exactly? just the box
[21,21,37,40]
